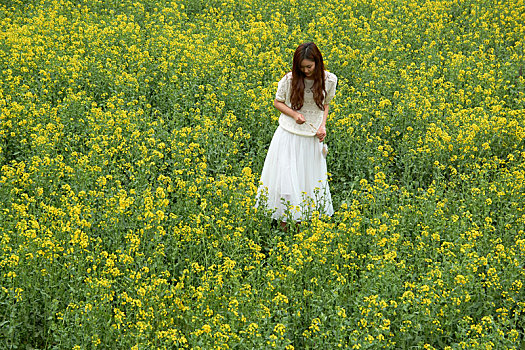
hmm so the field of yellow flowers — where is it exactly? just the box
[1,0,524,348]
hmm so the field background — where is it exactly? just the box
[1,0,524,348]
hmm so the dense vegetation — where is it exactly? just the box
[1,0,524,348]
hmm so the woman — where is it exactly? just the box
[255,42,338,229]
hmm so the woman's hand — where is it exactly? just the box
[294,112,306,124]
[316,125,326,142]
[274,100,305,125]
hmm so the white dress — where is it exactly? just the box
[255,71,337,222]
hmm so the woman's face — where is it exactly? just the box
[300,59,316,78]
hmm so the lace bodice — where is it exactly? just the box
[275,71,338,136]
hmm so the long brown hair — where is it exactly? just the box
[290,42,326,111]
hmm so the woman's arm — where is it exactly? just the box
[274,99,305,124]
[316,104,330,142]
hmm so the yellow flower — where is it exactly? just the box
[202,324,211,334]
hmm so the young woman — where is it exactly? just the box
[255,42,337,228]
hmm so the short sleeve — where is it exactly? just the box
[324,73,338,105]
[275,74,290,102]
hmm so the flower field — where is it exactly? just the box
[1,0,524,348]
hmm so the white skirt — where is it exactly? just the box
[255,126,334,222]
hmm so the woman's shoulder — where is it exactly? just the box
[324,71,338,84]
[282,71,293,81]
[277,72,292,85]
